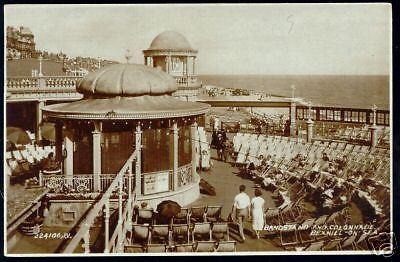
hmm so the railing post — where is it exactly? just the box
[290,102,297,137]
[104,201,110,253]
[135,124,142,196]
[117,175,124,253]
[39,171,43,187]
[127,165,133,233]
[83,220,90,253]
[172,122,179,190]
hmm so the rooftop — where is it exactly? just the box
[77,63,177,97]
[147,31,194,52]
[6,59,66,77]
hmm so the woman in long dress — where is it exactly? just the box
[251,188,265,239]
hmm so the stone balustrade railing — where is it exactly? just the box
[6,76,83,92]
[174,75,198,88]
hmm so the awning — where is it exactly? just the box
[43,95,210,120]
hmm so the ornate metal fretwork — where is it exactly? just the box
[177,164,193,187]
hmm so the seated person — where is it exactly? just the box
[335,155,348,171]
[323,162,337,175]
[322,152,330,162]
[41,152,60,172]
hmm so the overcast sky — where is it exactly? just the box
[5,4,391,75]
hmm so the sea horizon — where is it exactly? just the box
[198,74,390,110]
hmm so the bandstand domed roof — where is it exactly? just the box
[77,64,177,97]
[148,31,194,51]
[43,63,210,120]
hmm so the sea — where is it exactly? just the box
[198,75,390,110]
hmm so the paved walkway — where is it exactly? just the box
[189,145,282,252]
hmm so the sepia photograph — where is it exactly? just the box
[3,3,393,256]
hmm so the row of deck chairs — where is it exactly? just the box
[333,126,370,141]
[279,217,390,251]
[129,222,231,246]
[232,133,391,251]
[6,145,56,183]
[233,133,390,186]
[135,205,223,225]
[6,145,55,164]
[125,240,236,253]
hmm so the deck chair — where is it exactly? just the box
[172,224,190,244]
[205,206,222,222]
[313,215,329,227]
[211,222,229,241]
[136,208,154,225]
[151,224,170,244]
[216,241,236,252]
[124,244,145,253]
[353,233,370,250]
[146,244,168,253]
[173,207,189,224]
[297,218,316,244]
[190,206,207,223]
[175,243,194,252]
[194,241,217,252]
[280,222,300,248]
[340,235,357,250]
[295,240,324,251]
[322,238,343,250]
[192,222,212,242]
[264,208,281,229]
[132,224,150,245]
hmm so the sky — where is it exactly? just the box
[5,4,391,75]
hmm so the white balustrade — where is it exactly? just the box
[6,76,82,93]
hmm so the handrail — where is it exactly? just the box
[62,149,137,253]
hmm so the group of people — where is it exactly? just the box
[231,185,265,241]
[211,129,230,162]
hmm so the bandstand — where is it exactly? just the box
[42,63,210,207]
[143,31,201,102]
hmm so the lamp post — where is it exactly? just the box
[38,55,43,77]
[291,85,296,99]
[372,104,378,126]
[306,101,314,142]
[369,104,378,147]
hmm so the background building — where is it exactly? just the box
[143,31,201,102]
[6,26,36,60]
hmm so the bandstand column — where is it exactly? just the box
[172,122,179,190]
[64,133,74,176]
[289,102,297,137]
[35,100,45,142]
[168,56,172,74]
[55,122,63,161]
[92,121,102,192]
[135,123,142,196]
[190,121,198,172]
[192,57,196,75]
[184,57,188,75]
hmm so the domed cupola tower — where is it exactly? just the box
[143,31,201,102]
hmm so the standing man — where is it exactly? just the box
[216,133,226,161]
[232,185,251,241]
